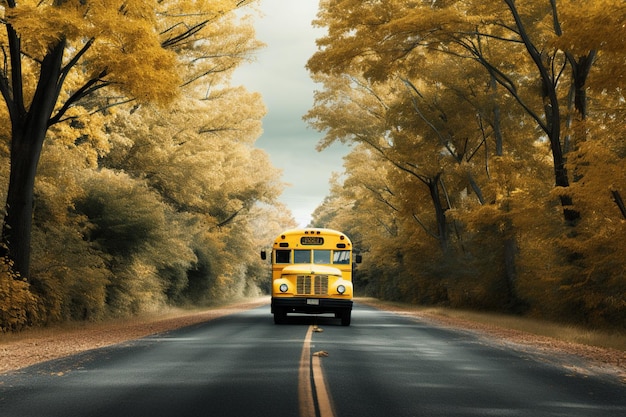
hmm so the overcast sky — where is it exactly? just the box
[233,0,349,227]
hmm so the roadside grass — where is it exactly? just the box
[357,298,626,353]
[430,307,626,352]
[0,297,269,344]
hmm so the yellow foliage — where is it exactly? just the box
[306,0,626,328]
[5,1,85,58]
[552,0,626,90]
[4,0,183,106]
[555,0,626,53]
[0,0,271,325]
[0,257,41,332]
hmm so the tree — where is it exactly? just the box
[0,0,256,279]
[307,0,626,325]
[309,0,625,226]
[99,95,282,305]
[103,91,277,219]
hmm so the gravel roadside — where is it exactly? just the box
[0,297,269,374]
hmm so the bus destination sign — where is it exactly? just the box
[301,236,324,245]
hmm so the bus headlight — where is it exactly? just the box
[337,284,346,294]
[279,283,289,293]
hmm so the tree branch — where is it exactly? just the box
[411,212,439,240]
[216,207,243,228]
[5,22,25,121]
[401,77,457,159]
[161,20,209,49]
[611,190,626,220]
[49,70,110,126]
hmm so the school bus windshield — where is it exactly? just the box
[274,249,351,265]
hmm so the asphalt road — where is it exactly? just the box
[1,303,625,417]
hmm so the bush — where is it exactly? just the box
[0,257,42,332]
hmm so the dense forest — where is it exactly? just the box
[1,0,624,333]
[306,0,625,330]
[0,0,296,331]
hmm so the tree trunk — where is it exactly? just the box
[612,190,626,220]
[504,0,580,225]
[426,174,448,252]
[503,234,518,305]
[1,39,66,279]
[490,75,504,157]
[568,51,596,120]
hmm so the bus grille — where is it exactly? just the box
[297,276,311,294]
[297,275,328,295]
[314,275,328,294]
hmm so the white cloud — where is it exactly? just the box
[234,0,349,227]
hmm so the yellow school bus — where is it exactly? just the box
[261,228,360,326]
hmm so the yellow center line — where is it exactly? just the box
[299,325,336,417]
[312,354,335,417]
[299,325,315,417]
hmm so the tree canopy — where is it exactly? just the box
[0,0,295,330]
[306,0,626,329]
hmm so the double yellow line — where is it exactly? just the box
[298,325,335,417]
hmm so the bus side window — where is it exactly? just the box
[294,250,311,264]
[275,250,291,264]
[313,250,331,264]
[333,250,350,264]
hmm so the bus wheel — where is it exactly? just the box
[274,310,286,324]
[341,309,351,326]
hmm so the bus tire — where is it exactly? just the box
[273,310,286,324]
[341,309,351,326]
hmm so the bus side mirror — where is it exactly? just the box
[355,254,362,264]
[260,250,267,260]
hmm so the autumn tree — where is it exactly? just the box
[306,74,449,251]
[0,0,289,325]
[311,146,402,299]
[309,0,624,225]
[100,91,281,306]
[307,0,626,325]
[0,0,256,280]
[306,54,541,307]
[92,3,276,306]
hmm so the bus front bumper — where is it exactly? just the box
[271,297,353,315]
